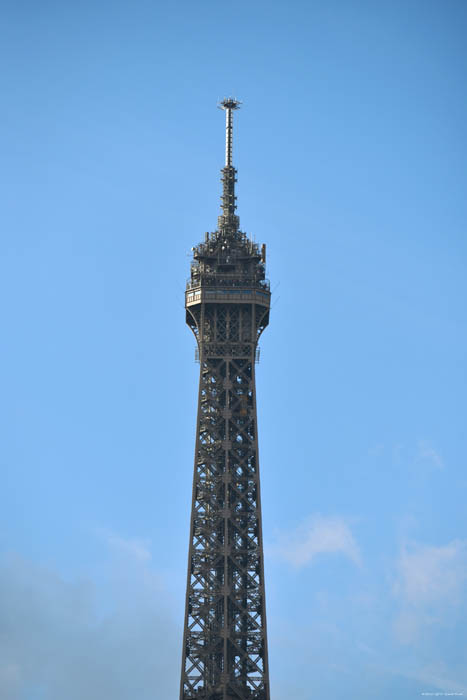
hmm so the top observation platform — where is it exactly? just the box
[186,286,270,308]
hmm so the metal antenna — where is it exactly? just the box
[217,98,242,233]
[218,97,241,166]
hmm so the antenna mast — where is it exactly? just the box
[218,98,242,234]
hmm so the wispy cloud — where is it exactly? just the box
[394,540,467,605]
[392,539,467,644]
[371,440,445,471]
[0,663,20,698]
[0,550,179,700]
[416,440,445,470]
[402,663,467,695]
[368,443,384,457]
[106,533,152,561]
[95,528,152,562]
[271,514,361,568]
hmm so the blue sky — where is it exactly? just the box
[1,0,466,698]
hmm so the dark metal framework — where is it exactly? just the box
[180,99,271,700]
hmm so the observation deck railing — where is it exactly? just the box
[186,277,270,291]
[186,287,270,308]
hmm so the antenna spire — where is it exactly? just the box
[218,98,242,235]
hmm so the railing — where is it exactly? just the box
[187,277,270,291]
[186,288,271,308]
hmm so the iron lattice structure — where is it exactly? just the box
[180,99,271,700]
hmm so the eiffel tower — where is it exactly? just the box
[180,99,271,700]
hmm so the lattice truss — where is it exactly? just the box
[186,305,269,359]
[181,347,269,700]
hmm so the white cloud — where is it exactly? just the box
[394,540,467,605]
[392,608,435,645]
[272,514,361,568]
[416,440,445,470]
[368,443,384,457]
[0,663,20,699]
[403,663,467,695]
[105,532,152,561]
[387,440,445,471]
[392,539,467,644]
[0,549,179,700]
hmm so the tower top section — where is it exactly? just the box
[186,99,270,327]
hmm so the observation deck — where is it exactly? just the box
[186,286,270,308]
